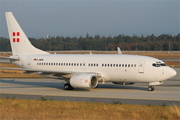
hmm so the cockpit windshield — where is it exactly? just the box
[152,62,166,67]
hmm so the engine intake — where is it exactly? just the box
[70,74,98,88]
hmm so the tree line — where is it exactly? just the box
[0,33,179,51]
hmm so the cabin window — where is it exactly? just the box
[122,64,124,67]
[128,64,130,67]
[97,64,98,66]
[131,64,133,67]
[77,63,79,66]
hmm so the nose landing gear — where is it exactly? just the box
[148,86,154,91]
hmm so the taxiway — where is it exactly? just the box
[0,68,179,106]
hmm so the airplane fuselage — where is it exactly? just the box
[11,54,175,83]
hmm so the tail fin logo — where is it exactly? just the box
[12,32,20,36]
[12,32,21,42]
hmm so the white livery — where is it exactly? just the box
[0,12,177,91]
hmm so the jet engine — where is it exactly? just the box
[112,82,135,85]
[70,74,98,88]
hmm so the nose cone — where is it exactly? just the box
[166,67,177,79]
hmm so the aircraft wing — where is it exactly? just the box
[0,67,100,78]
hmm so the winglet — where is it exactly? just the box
[117,47,122,54]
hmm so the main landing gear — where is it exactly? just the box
[148,86,154,91]
[64,83,74,90]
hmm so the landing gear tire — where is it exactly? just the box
[148,86,154,91]
[64,83,74,90]
[95,84,98,88]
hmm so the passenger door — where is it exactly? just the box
[138,60,145,73]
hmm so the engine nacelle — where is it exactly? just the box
[112,82,135,85]
[70,74,98,88]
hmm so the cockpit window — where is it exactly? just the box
[160,63,166,66]
[156,64,160,67]
[152,62,166,67]
[152,63,156,67]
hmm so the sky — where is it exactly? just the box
[0,0,179,38]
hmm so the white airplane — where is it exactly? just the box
[0,12,177,91]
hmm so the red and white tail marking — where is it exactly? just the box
[12,32,20,42]
[12,32,20,36]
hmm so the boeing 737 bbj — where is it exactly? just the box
[0,12,177,91]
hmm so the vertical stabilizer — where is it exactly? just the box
[5,12,49,56]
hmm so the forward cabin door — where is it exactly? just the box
[138,60,145,73]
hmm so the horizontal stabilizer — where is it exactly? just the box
[0,56,20,60]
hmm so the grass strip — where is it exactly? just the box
[0,98,179,120]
